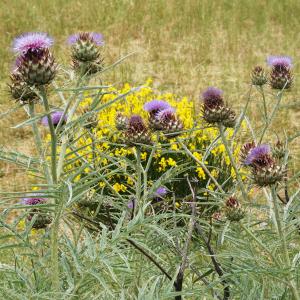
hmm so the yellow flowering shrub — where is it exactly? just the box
[62,79,241,201]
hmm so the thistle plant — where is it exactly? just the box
[268,55,293,90]
[1,32,300,300]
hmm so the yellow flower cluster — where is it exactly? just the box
[62,79,241,194]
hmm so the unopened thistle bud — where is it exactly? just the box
[68,32,104,75]
[156,108,183,138]
[272,140,285,160]
[143,100,171,130]
[224,197,245,222]
[8,71,39,104]
[125,115,152,145]
[22,196,51,229]
[244,144,284,186]
[267,56,293,90]
[201,87,236,128]
[251,66,267,86]
[13,33,56,86]
[115,113,129,131]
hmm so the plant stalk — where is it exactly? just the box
[40,86,57,183]
[28,102,51,184]
[219,124,249,202]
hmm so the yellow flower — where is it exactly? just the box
[113,183,127,193]
[196,167,206,180]
[141,152,147,160]
[167,157,176,167]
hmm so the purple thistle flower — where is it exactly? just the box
[144,100,171,113]
[127,198,136,209]
[267,56,292,68]
[156,108,176,121]
[202,87,223,101]
[128,114,145,129]
[41,111,67,126]
[22,197,46,206]
[155,186,168,197]
[245,144,271,165]
[67,32,104,46]
[13,32,53,54]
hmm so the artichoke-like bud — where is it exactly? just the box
[68,32,104,75]
[251,66,268,86]
[27,213,52,229]
[201,87,236,128]
[18,49,57,86]
[156,108,183,138]
[240,141,256,164]
[115,113,129,131]
[224,197,245,222]
[125,115,152,145]
[245,144,284,186]
[69,32,103,62]
[8,72,39,104]
[203,106,237,128]
[267,56,293,90]
[22,197,52,229]
[143,100,171,130]
[272,140,285,160]
[212,211,223,222]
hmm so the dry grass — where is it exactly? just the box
[1,0,300,190]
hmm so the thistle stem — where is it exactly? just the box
[259,86,268,121]
[143,145,156,199]
[39,86,60,291]
[135,147,142,209]
[40,86,57,183]
[259,91,283,144]
[218,125,249,202]
[28,102,51,184]
[271,185,300,300]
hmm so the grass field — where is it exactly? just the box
[1,0,300,190]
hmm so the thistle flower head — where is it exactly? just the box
[224,196,245,222]
[41,111,67,126]
[68,32,104,46]
[225,196,240,208]
[127,198,136,209]
[13,32,53,54]
[128,115,145,130]
[144,100,171,114]
[251,66,268,86]
[267,56,292,68]
[22,197,46,205]
[156,107,176,122]
[244,144,271,166]
[155,186,168,197]
[202,87,224,110]
[126,115,151,145]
